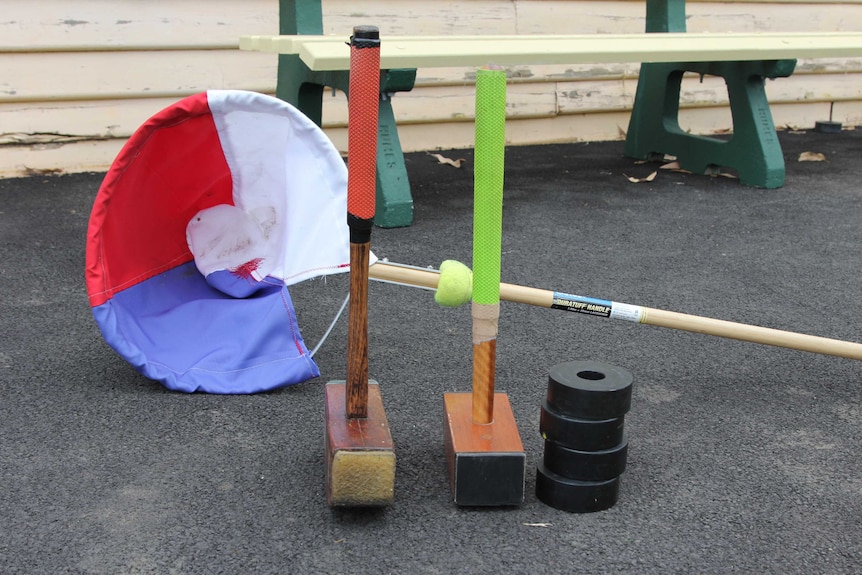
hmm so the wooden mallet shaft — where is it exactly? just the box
[347,243,371,417]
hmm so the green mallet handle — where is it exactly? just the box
[346,26,380,419]
[472,67,507,424]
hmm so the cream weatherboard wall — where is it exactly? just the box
[3,0,862,177]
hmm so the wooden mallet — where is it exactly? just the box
[443,67,526,506]
[324,26,395,507]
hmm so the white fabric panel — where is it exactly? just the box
[204,90,357,286]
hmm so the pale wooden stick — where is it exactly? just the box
[368,261,862,361]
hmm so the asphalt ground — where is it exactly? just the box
[2,128,862,574]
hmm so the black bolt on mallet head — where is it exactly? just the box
[324,25,396,508]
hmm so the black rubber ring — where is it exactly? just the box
[546,360,633,419]
[535,463,621,513]
[542,437,628,482]
[540,400,625,452]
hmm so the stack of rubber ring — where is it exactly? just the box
[536,360,633,513]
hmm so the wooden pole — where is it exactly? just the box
[367,261,862,362]
[346,242,370,417]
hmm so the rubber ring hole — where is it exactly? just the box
[577,370,606,381]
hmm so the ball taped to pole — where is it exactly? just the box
[434,260,473,307]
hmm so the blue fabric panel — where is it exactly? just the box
[205,268,270,298]
[92,261,319,394]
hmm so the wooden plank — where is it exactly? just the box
[0,50,275,103]
[17,0,861,52]
[558,71,862,115]
[6,102,862,179]
[323,0,518,36]
[243,34,638,55]
[319,0,862,36]
[0,139,122,177]
[379,102,862,153]
[413,58,862,87]
[238,32,862,71]
[515,0,647,34]
[832,101,862,125]
[7,46,859,109]
[390,111,636,151]
[345,71,862,126]
[518,0,862,34]
[0,98,187,144]
[685,1,862,32]
[414,63,637,87]
[393,82,557,124]
[797,57,862,73]
[2,0,276,50]
[2,69,858,146]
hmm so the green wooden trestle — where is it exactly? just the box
[624,0,797,188]
[275,0,800,232]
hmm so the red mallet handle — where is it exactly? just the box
[346,26,380,419]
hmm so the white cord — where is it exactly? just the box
[309,260,440,357]
[310,292,350,358]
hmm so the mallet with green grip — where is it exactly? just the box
[442,67,526,507]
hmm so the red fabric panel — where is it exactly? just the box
[86,93,234,306]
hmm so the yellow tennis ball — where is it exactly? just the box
[435,260,473,307]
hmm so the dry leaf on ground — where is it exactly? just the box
[798,151,827,162]
[427,152,467,168]
[624,171,657,183]
[661,162,693,174]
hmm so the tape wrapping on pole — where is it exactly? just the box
[472,302,501,344]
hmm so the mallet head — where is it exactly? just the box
[325,381,395,507]
[443,392,526,506]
